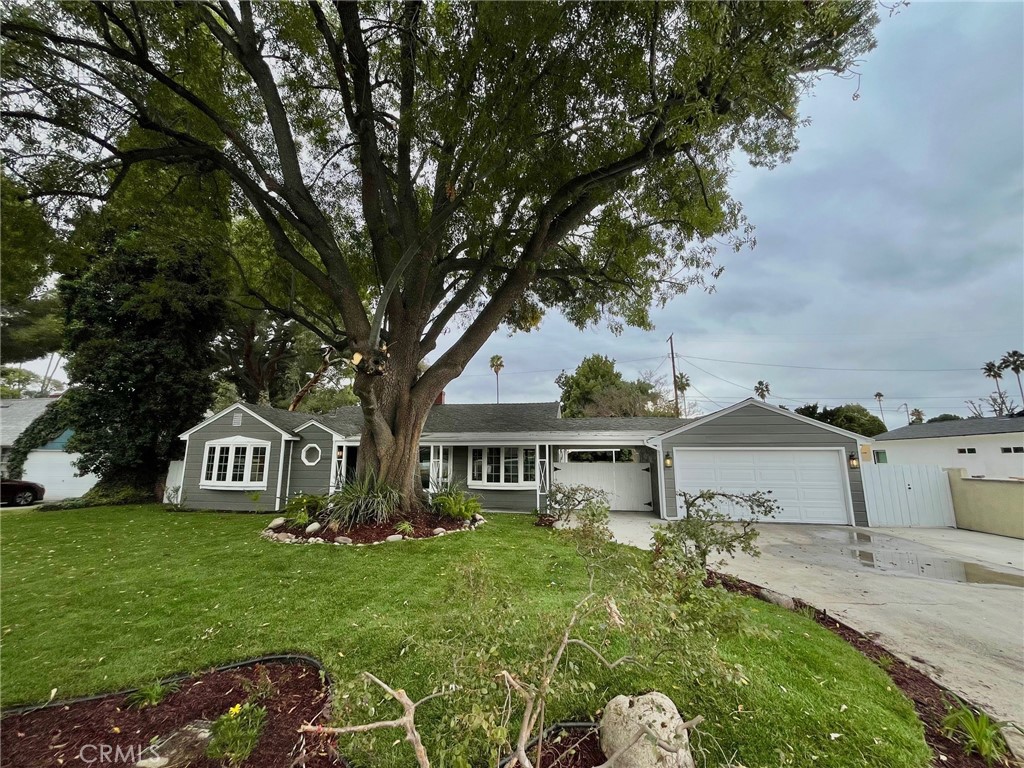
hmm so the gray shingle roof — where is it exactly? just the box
[0,398,57,446]
[541,416,692,433]
[875,416,1024,441]
[424,402,561,432]
[242,403,318,433]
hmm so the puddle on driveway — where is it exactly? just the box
[848,548,1024,587]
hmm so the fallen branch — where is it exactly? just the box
[593,716,705,768]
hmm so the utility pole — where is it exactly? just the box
[668,333,679,417]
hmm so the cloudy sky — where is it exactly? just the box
[443,1,1024,428]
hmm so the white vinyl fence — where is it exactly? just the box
[862,464,955,527]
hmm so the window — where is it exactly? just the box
[873,450,888,464]
[200,437,270,490]
[956,448,977,455]
[301,444,322,466]
[469,447,536,487]
[420,446,453,490]
[1002,446,1024,454]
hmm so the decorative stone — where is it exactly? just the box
[759,588,796,611]
[432,528,446,536]
[385,534,404,542]
[267,517,287,530]
[335,536,353,545]
[305,522,321,535]
[599,692,696,768]
[472,513,486,523]
[309,537,325,544]
[135,719,214,768]
[273,532,293,542]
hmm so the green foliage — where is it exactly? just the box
[655,489,781,571]
[927,413,964,423]
[430,483,482,522]
[4,398,67,479]
[556,354,672,417]
[942,698,1013,766]
[326,473,401,530]
[207,701,267,767]
[537,482,609,526]
[58,162,230,492]
[795,402,888,437]
[79,479,158,507]
[0,292,64,366]
[125,680,179,710]
[283,492,327,526]
[0,367,42,399]
[394,519,415,536]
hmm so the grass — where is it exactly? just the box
[0,505,931,767]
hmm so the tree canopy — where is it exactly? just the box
[2,0,879,501]
[795,402,887,437]
[556,354,675,418]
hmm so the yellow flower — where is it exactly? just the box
[228,704,242,718]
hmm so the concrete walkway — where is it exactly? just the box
[608,513,1024,755]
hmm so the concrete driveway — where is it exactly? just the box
[608,513,1024,755]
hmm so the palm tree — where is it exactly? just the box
[1000,350,1024,407]
[675,372,691,415]
[754,380,770,402]
[982,361,1009,413]
[874,392,885,422]
[909,408,925,424]
[489,355,504,403]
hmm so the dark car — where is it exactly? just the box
[1,479,45,506]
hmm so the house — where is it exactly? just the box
[0,398,99,499]
[177,398,874,525]
[873,416,1024,479]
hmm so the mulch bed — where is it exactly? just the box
[277,507,471,545]
[708,571,995,768]
[1,661,338,768]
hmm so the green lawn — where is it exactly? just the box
[0,506,930,767]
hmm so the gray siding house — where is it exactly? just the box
[177,398,873,525]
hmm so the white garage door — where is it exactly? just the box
[552,462,653,511]
[673,448,850,524]
[22,450,99,500]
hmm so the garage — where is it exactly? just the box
[673,448,852,524]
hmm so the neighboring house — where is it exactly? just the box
[177,398,874,525]
[874,416,1024,479]
[0,398,99,499]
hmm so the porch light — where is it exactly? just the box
[848,452,860,470]
[664,452,673,468]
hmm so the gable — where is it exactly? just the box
[179,403,297,441]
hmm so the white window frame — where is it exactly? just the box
[301,444,323,466]
[200,436,271,491]
[467,446,537,489]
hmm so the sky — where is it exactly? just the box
[439,1,1024,428]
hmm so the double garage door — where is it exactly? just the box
[673,448,851,524]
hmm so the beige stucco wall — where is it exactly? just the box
[946,468,1024,539]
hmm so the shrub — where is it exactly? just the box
[283,492,327,526]
[536,482,608,526]
[942,698,1015,765]
[325,473,401,530]
[125,680,179,709]
[430,482,482,521]
[207,701,267,767]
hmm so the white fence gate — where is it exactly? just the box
[862,464,955,527]
[551,462,653,511]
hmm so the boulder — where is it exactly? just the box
[335,536,353,545]
[305,522,322,535]
[135,719,214,768]
[267,516,287,530]
[432,527,446,536]
[599,692,696,768]
[472,513,486,524]
[759,588,796,611]
[385,534,404,543]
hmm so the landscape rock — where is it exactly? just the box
[335,536,353,545]
[759,588,796,611]
[135,719,214,768]
[472,513,486,524]
[432,527,446,536]
[274,532,294,542]
[305,522,322,535]
[309,537,325,544]
[385,534,404,542]
[599,692,696,768]
[267,517,287,530]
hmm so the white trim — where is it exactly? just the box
[656,445,667,519]
[181,436,190,502]
[198,436,271,491]
[466,445,539,489]
[275,435,287,510]
[295,420,351,438]
[671,446,856,526]
[179,402,300,440]
[301,444,323,466]
[424,432,659,445]
[653,398,873,445]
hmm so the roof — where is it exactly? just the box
[424,402,561,433]
[0,398,56,446]
[875,415,1024,442]
[545,416,692,433]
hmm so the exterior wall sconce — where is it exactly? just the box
[848,452,860,470]
[664,452,673,468]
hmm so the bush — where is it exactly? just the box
[282,492,327,526]
[430,482,482,521]
[325,473,401,530]
[536,482,608,526]
[207,701,267,767]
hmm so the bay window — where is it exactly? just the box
[469,447,537,487]
[201,437,270,490]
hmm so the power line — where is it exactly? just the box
[678,353,978,373]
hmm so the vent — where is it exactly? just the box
[232,411,242,427]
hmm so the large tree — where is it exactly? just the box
[795,402,887,437]
[2,1,879,504]
[556,354,675,418]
